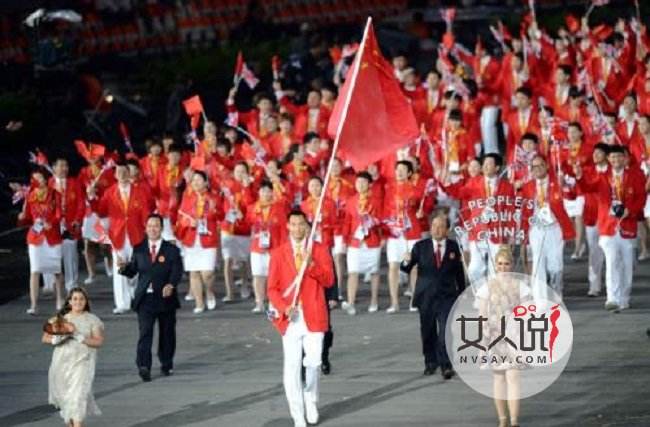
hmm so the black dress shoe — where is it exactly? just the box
[139,367,151,382]
[423,363,437,376]
[442,367,455,380]
[321,362,331,375]
[161,368,174,377]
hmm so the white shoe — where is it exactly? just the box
[193,307,205,314]
[83,276,95,285]
[26,307,37,316]
[386,306,399,314]
[251,305,264,313]
[638,252,649,261]
[409,305,418,313]
[112,308,129,315]
[342,301,356,315]
[222,295,234,303]
[240,286,251,300]
[206,298,217,310]
[184,293,195,301]
[404,289,413,298]
[367,304,378,313]
[305,400,319,424]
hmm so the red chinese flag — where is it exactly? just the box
[327,21,419,171]
[74,140,90,161]
[183,95,204,117]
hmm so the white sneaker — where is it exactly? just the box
[305,400,319,424]
[112,308,129,315]
[409,305,418,313]
[222,295,234,303]
[193,307,205,314]
[342,301,356,316]
[240,286,251,300]
[251,305,264,313]
[83,276,95,285]
[184,293,195,301]
[26,307,37,315]
[367,304,378,313]
[386,306,399,314]
[206,298,217,310]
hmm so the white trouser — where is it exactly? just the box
[282,308,323,426]
[112,238,136,310]
[467,240,500,286]
[599,233,635,307]
[529,223,564,302]
[586,226,604,294]
[43,239,79,292]
[480,106,500,155]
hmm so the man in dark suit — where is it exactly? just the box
[401,213,466,379]
[117,213,183,382]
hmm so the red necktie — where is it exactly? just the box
[435,242,442,268]
[150,244,157,263]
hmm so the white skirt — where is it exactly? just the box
[644,197,650,218]
[347,245,381,275]
[29,243,62,274]
[563,196,585,218]
[221,232,250,261]
[250,251,270,277]
[332,235,347,255]
[162,217,176,241]
[386,236,419,263]
[81,213,109,242]
[183,237,217,271]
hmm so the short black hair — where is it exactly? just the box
[431,210,451,229]
[593,142,610,154]
[558,64,573,76]
[287,209,309,224]
[607,145,625,155]
[147,213,164,227]
[303,132,320,144]
[395,160,414,174]
[521,133,539,144]
[126,158,140,168]
[259,179,273,191]
[568,121,583,133]
[515,86,532,98]
[482,153,503,167]
[356,171,373,183]
[168,143,182,154]
[308,175,323,185]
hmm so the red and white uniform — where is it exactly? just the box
[19,186,62,274]
[382,180,424,263]
[267,240,334,425]
[246,198,289,276]
[220,180,255,261]
[342,191,383,275]
[175,189,224,271]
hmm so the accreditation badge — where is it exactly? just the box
[225,209,239,224]
[197,219,209,235]
[259,230,271,249]
[32,219,44,234]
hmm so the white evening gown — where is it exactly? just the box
[48,312,103,423]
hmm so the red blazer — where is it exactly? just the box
[175,190,224,248]
[220,180,255,236]
[326,176,355,236]
[90,183,151,250]
[139,154,167,190]
[444,175,516,243]
[48,177,85,240]
[156,164,184,219]
[20,187,62,246]
[246,199,290,253]
[520,178,576,241]
[581,164,609,227]
[279,97,331,140]
[382,180,424,240]
[505,108,540,163]
[342,191,384,248]
[267,241,334,335]
[577,167,647,238]
[615,118,640,147]
[301,196,336,247]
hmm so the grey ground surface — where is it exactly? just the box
[1,249,650,427]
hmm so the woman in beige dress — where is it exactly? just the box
[42,287,104,427]
[476,246,529,427]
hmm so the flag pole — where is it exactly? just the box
[287,17,373,309]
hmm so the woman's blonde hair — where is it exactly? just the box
[494,245,513,265]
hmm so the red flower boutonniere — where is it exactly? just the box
[158,255,165,263]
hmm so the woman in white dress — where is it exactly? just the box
[42,287,104,427]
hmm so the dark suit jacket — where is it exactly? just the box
[400,238,466,309]
[119,239,183,312]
